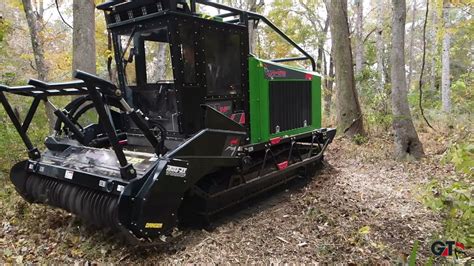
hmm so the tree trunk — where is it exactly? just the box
[429,0,438,92]
[316,17,330,73]
[22,0,55,132]
[73,0,96,75]
[441,6,451,113]
[328,0,364,137]
[324,51,335,118]
[407,0,417,89]
[22,0,47,80]
[150,43,168,81]
[107,32,115,82]
[390,0,424,160]
[248,0,264,53]
[376,0,385,92]
[354,0,363,76]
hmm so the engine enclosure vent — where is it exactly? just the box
[269,81,312,134]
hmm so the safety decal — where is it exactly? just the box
[145,223,163,229]
[166,165,187,178]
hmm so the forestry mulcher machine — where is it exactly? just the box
[0,0,335,243]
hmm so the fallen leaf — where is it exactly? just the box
[358,226,371,235]
[4,248,12,257]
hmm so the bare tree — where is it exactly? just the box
[22,0,47,80]
[73,0,96,75]
[248,0,264,53]
[428,0,439,92]
[441,3,451,113]
[297,0,329,73]
[376,0,385,92]
[22,0,55,132]
[407,0,417,89]
[354,0,363,76]
[148,43,168,81]
[317,17,330,73]
[328,0,364,137]
[390,0,424,160]
[324,49,335,118]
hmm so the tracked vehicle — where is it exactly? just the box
[0,0,335,243]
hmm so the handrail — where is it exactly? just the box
[249,13,316,71]
[271,56,312,64]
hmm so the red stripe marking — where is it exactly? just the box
[239,113,245,124]
[229,138,239,146]
[277,161,288,170]
[270,137,281,145]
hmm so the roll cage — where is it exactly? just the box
[99,0,316,138]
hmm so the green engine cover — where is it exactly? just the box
[248,57,322,144]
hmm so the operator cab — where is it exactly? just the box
[98,0,249,140]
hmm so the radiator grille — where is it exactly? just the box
[269,81,312,134]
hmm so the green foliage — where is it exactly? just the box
[0,18,11,43]
[0,17,12,66]
[409,240,419,266]
[358,67,392,132]
[451,72,474,115]
[422,180,473,247]
[442,141,474,176]
[352,133,368,145]
[450,19,474,81]
[366,111,393,132]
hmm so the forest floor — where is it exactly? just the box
[0,132,472,263]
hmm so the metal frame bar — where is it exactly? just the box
[0,81,94,159]
[74,70,137,180]
[194,0,316,71]
[0,90,40,159]
[21,97,41,133]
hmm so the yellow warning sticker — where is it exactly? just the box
[126,156,145,165]
[145,223,163,229]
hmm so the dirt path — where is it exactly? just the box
[0,135,451,263]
